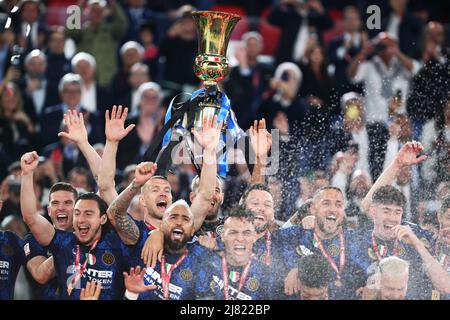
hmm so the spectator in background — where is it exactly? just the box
[71,52,110,114]
[0,175,21,223]
[345,169,372,231]
[123,0,157,43]
[110,41,145,102]
[0,82,36,160]
[117,62,150,112]
[421,97,450,189]
[68,167,94,193]
[329,92,389,181]
[19,49,60,127]
[14,0,47,52]
[224,32,273,130]
[330,144,359,202]
[66,0,128,86]
[267,0,333,66]
[117,164,136,193]
[347,32,421,124]
[139,22,159,79]
[259,62,305,135]
[383,114,413,172]
[116,82,164,170]
[327,6,366,95]
[299,42,337,123]
[407,21,450,140]
[158,5,198,93]
[45,28,71,90]
[38,73,103,151]
[377,0,423,60]
[0,13,15,82]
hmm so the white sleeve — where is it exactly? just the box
[350,61,370,84]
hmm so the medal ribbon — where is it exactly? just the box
[161,250,188,300]
[371,232,399,261]
[68,239,99,295]
[313,230,345,284]
[435,240,450,269]
[222,255,252,300]
[265,231,272,266]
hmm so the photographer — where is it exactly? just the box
[347,32,421,124]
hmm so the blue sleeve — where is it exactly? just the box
[406,222,436,249]
[47,229,71,254]
[194,250,217,299]
[7,231,26,266]
[23,232,47,261]
[279,226,304,270]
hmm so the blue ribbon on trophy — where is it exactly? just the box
[161,88,245,177]
[142,11,247,178]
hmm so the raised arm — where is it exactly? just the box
[98,105,135,205]
[394,225,450,294]
[190,114,223,231]
[58,110,102,183]
[20,152,55,246]
[249,119,272,185]
[107,162,157,245]
[362,141,427,215]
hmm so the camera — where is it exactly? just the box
[373,42,387,54]
[10,45,24,70]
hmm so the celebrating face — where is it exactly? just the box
[140,178,173,220]
[222,217,256,266]
[162,204,194,253]
[313,188,345,238]
[48,190,76,231]
[73,199,107,246]
[244,190,274,234]
[372,204,403,240]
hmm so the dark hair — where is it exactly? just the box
[298,254,334,288]
[49,182,78,202]
[75,192,112,236]
[440,196,450,214]
[139,22,155,34]
[239,184,272,205]
[76,192,108,216]
[372,185,406,211]
[225,205,255,223]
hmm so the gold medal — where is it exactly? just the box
[335,279,342,287]
[328,244,339,257]
[431,290,441,300]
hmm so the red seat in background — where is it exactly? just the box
[45,0,78,27]
[258,19,280,56]
[210,4,247,17]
